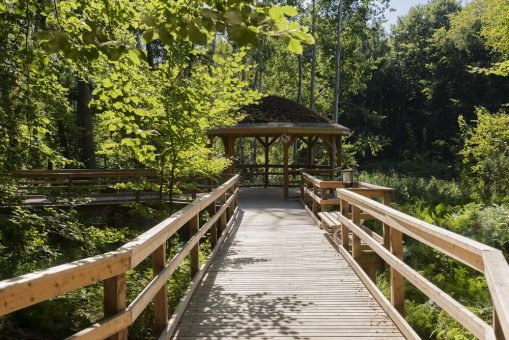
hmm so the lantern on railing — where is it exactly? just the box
[341,168,355,188]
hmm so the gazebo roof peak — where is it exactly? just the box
[208,95,350,136]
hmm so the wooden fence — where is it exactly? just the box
[0,175,240,339]
[301,172,509,340]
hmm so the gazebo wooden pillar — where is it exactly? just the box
[208,96,350,199]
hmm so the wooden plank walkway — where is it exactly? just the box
[172,188,405,339]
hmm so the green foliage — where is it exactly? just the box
[460,108,509,202]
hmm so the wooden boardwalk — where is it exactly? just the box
[172,188,405,339]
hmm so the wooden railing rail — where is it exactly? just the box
[0,175,240,339]
[301,172,509,340]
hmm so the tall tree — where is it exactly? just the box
[309,0,317,110]
[333,0,344,123]
[76,80,97,169]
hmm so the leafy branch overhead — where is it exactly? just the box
[0,0,313,62]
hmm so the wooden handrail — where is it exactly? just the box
[10,169,158,178]
[301,172,509,339]
[0,175,240,339]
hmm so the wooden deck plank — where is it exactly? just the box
[172,188,405,339]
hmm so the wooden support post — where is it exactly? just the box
[391,227,405,315]
[283,137,295,199]
[104,274,127,340]
[340,199,350,251]
[208,202,217,248]
[321,188,327,212]
[337,136,342,169]
[312,185,318,215]
[300,170,304,201]
[264,137,269,188]
[494,308,504,340]
[228,187,234,218]
[152,244,168,335]
[229,136,236,175]
[189,214,200,278]
[331,135,337,180]
[220,192,227,231]
[351,205,361,261]
[307,136,314,167]
[382,193,391,250]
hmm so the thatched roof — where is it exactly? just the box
[208,96,350,136]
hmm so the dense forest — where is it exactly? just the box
[0,0,508,339]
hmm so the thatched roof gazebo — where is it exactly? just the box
[208,96,350,198]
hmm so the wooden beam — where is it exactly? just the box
[220,193,227,232]
[189,215,200,278]
[264,137,269,188]
[283,137,291,199]
[390,226,405,315]
[382,193,392,251]
[152,244,168,335]
[104,274,127,340]
[340,199,350,251]
[337,136,342,168]
[208,202,217,248]
[331,135,337,180]
[351,206,361,261]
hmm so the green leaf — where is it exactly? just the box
[103,79,113,88]
[188,24,208,45]
[142,30,154,43]
[224,9,243,25]
[127,49,140,65]
[269,6,283,20]
[281,6,298,17]
[287,38,303,54]
[141,15,156,27]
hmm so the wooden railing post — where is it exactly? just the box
[312,185,318,215]
[382,192,391,250]
[208,201,217,248]
[104,274,127,340]
[300,172,304,201]
[152,244,168,335]
[228,187,234,218]
[220,192,227,232]
[351,205,361,261]
[494,308,504,339]
[391,227,405,315]
[321,188,327,212]
[189,214,200,278]
[340,199,350,251]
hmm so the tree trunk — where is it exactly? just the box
[77,79,97,169]
[297,55,303,104]
[333,0,344,123]
[309,0,317,111]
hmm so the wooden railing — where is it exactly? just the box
[237,164,339,187]
[302,172,509,340]
[10,169,158,187]
[0,175,240,339]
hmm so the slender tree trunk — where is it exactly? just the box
[77,79,97,169]
[333,0,344,123]
[297,55,303,103]
[309,0,317,111]
[210,34,217,76]
[56,119,70,159]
